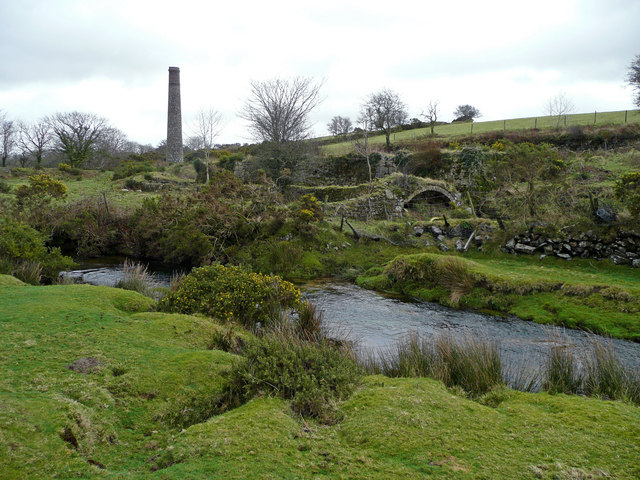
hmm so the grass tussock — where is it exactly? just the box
[114,259,155,298]
[583,341,640,403]
[543,345,581,394]
[11,260,43,285]
[364,333,503,397]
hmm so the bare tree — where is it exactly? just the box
[17,119,52,167]
[452,105,481,122]
[1,110,16,168]
[626,54,640,107]
[546,92,575,127]
[48,111,109,168]
[361,89,408,149]
[421,100,440,136]
[190,107,223,182]
[239,77,324,143]
[354,105,377,184]
[327,115,353,136]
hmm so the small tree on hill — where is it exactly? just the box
[327,115,352,136]
[421,100,440,135]
[545,92,575,127]
[452,105,481,122]
[361,88,408,149]
[627,54,640,107]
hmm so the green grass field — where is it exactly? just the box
[323,109,640,155]
[1,277,639,479]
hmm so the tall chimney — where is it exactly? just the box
[167,66,183,163]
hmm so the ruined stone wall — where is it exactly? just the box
[503,228,640,267]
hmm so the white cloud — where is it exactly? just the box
[1,0,638,145]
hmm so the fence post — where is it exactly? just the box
[470,123,473,135]
[594,111,597,124]
[564,115,567,127]
[503,120,506,132]
[625,111,628,123]
[534,118,537,129]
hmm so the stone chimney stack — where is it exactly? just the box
[167,66,183,163]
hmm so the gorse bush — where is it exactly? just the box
[158,264,301,328]
[224,335,362,423]
[14,174,67,206]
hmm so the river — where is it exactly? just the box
[62,263,640,379]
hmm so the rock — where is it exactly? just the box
[430,226,443,236]
[610,255,631,265]
[438,243,449,252]
[556,253,572,260]
[505,239,516,249]
[632,259,640,268]
[456,239,465,252]
[424,239,431,246]
[539,254,546,261]
[437,234,445,242]
[515,243,537,254]
[595,207,617,224]
[543,245,554,254]
[67,357,104,374]
[413,226,424,236]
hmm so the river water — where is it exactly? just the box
[62,264,640,377]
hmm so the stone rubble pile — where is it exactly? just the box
[412,223,495,252]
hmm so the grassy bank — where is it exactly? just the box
[322,109,640,154]
[357,251,640,341]
[1,276,639,479]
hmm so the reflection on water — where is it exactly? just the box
[303,283,640,375]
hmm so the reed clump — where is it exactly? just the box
[114,259,155,298]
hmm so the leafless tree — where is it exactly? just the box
[545,92,575,127]
[48,111,109,167]
[421,100,440,136]
[17,119,52,167]
[327,115,353,136]
[239,77,324,143]
[354,105,377,185]
[190,108,223,182]
[627,54,640,107]
[1,110,16,168]
[361,89,408,149]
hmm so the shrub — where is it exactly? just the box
[112,160,154,180]
[158,264,302,328]
[0,180,12,193]
[14,174,67,205]
[615,171,640,216]
[225,335,362,422]
[0,217,74,283]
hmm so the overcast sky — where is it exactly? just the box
[1,0,639,146]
